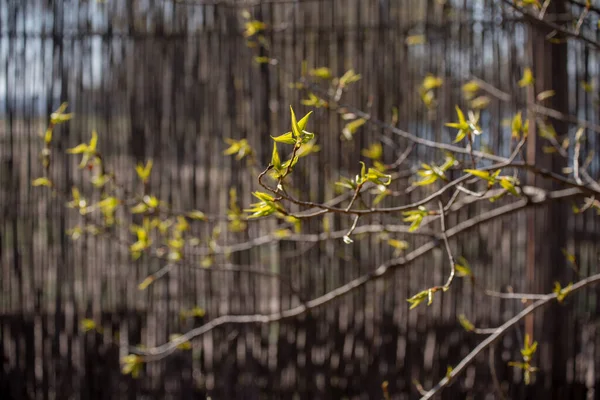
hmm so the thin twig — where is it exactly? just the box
[438,200,456,289]
[489,346,507,400]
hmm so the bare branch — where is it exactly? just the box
[420,271,600,399]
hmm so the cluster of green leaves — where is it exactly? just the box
[67,130,99,169]
[342,115,367,140]
[245,191,284,218]
[402,206,430,232]
[335,161,392,193]
[413,154,457,186]
[223,138,254,161]
[461,80,491,110]
[553,281,573,303]
[121,354,144,378]
[510,112,530,140]
[419,74,444,109]
[508,334,539,385]
[407,287,439,309]
[272,107,314,146]
[464,168,520,201]
[445,105,482,143]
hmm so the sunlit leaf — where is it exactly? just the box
[519,67,535,87]
[537,90,555,101]
[342,118,367,140]
[405,34,426,46]
[309,67,332,79]
[32,177,52,187]
[458,314,475,332]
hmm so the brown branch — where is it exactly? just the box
[420,271,600,399]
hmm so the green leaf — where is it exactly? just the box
[518,67,535,87]
[403,207,428,232]
[338,69,361,87]
[500,178,519,196]
[464,169,491,180]
[32,177,52,187]
[121,354,144,378]
[405,34,426,46]
[407,288,435,309]
[458,314,475,332]
[359,161,367,183]
[453,130,467,143]
[187,210,207,221]
[50,102,74,124]
[553,281,573,303]
[388,239,408,250]
[366,167,391,186]
[342,118,367,140]
[455,105,466,125]
[271,132,296,145]
[511,112,523,139]
[361,142,383,160]
[80,318,97,333]
[271,142,282,170]
[470,96,490,110]
[135,160,153,182]
[421,74,443,91]
[254,56,271,64]
[88,131,98,151]
[413,174,438,186]
[462,80,480,100]
[244,20,266,37]
[66,143,88,154]
[290,106,301,139]
[521,334,538,359]
[297,110,313,133]
[309,67,332,79]
[455,257,472,277]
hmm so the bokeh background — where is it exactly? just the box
[1,0,600,398]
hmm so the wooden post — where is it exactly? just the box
[525,0,569,391]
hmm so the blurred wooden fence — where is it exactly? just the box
[1,0,599,398]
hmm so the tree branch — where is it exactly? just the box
[420,271,600,399]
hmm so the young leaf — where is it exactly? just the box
[462,80,480,100]
[365,167,392,186]
[464,169,492,181]
[407,290,430,309]
[458,314,475,332]
[455,257,472,277]
[309,67,332,79]
[342,118,367,140]
[405,34,426,45]
[271,132,296,145]
[187,210,207,221]
[519,67,535,87]
[421,74,443,91]
[271,142,282,170]
[32,177,52,187]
